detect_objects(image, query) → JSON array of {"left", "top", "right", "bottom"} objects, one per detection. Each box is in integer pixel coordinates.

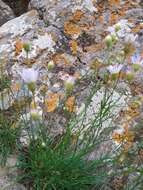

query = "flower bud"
[
  {"left": 132, "top": 64, "right": 141, "bottom": 72},
  {"left": 115, "top": 23, "right": 121, "bottom": 32},
  {"left": 31, "top": 112, "right": 40, "bottom": 120},
  {"left": 126, "top": 73, "right": 134, "bottom": 81},
  {"left": 28, "top": 82, "right": 36, "bottom": 93},
  {"left": 111, "top": 73, "right": 119, "bottom": 80},
  {"left": 105, "top": 35, "right": 113, "bottom": 48},
  {"left": 65, "top": 82, "right": 74, "bottom": 93},
  {"left": 23, "top": 43, "right": 31, "bottom": 53},
  {"left": 41, "top": 142, "right": 46, "bottom": 147},
  {"left": 30, "top": 109, "right": 42, "bottom": 120},
  {"left": 48, "top": 61, "right": 55, "bottom": 70},
  {"left": 64, "top": 77, "right": 75, "bottom": 93},
  {"left": 111, "top": 33, "right": 118, "bottom": 43},
  {"left": 119, "top": 51, "right": 125, "bottom": 57}
]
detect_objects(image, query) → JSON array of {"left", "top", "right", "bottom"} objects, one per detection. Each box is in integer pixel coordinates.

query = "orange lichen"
[
  {"left": 15, "top": 40, "right": 23, "bottom": 56},
  {"left": 45, "top": 93, "right": 59, "bottom": 112},
  {"left": 132, "top": 24, "right": 142, "bottom": 33},
  {"left": 112, "top": 124, "right": 135, "bottom": 144},
  {"left": 70, "top": 40, "right": 78, "bottom": 55},
  {"left": 109, "top": 13, "right": 118, "bottom": 25},
  {"left": 112, "top": 132, "right": 123, "bottom": 143},
  {"left": 71, "top": 10, "right": 84, "bottom": 22},
  {"left": 11, "top": 83, "right": 21, "bottom": 92},
  {"left": 65, "top": 96, "right": 76, "bottom": 112},
  {"left": 108, "top": 0, "right": 120, "bottom": 5},
  {"left": 64, "top": 21, "right": 81, "bottom": 36},
  {"left": 53, "top": 53, "right": 69, "bottom": 65}
]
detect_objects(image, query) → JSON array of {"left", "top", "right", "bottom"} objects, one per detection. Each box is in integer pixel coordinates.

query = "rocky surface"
[
  {"left": 0, "top": 0, "right": 15, "bottom": 26},
  {"left": 0, "top": 155, "right": 26, "bottom": 190},
  {"left": 0, "top": 0, "right": 143, "bottom": 189}
]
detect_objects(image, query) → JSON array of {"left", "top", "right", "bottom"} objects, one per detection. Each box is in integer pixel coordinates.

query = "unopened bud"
[
  {"left": 105, "top": 35, "right": 113, "bottom": 48},
  {"left": 111, "top": 73, "right": 119, "bottom": 81},
  {"left": 132, "top": 64, "right": 141, "bottom": 72},
  {"left": 23, "top": 43, "right": 31, "bottom": 53},
  {"left": 64, "top": 77, "right": 75, "bottom": 93},
  {"left": 119, "top": 51, "right": 125, "bottom": 57},
  {"left": 48, "top": 61, "right": 55, "bottom": 70},
  {"left": 65, "top": 82, "right": 74, "bottom": 93},
  {"left": 115, "top": 23, "right": 121, "bottom": 32},
  {"left": 31, "top": 112, "right": 41, "bottom": 120},
  {"left": 41, "top": 142, "right": 46, "bottom": 147},
  {"left": 126, "top": 73, "right": 134, "bottom": 81},
  {"left": 28, "top": 82, "right": 36, "bottom": 93},
  {"left": 111, "top": 33, "right": 118, "bottom": 43}
]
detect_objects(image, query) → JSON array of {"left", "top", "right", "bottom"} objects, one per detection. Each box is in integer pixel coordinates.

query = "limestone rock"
[
  {"left": 0, "top": 0, "right": 15, "bottom": 26},
  {"left": 125, "top": 8, "right": 143, "bottom": 19},
  {"left": 28, "top": 0, "right": 48, "bottom": 17},
  {"left": 28, "top": 0, "right": 97, "bottom": 27},
  {"left": 0, "top": 10, "right": 39, "bottom": 39},
  {"left": 0, "top": 155, "right": 26, "bottom": 190}
]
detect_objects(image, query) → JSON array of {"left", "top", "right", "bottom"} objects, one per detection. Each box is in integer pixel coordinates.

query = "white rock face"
[
  {"left": 28, "top": 0, "right": 97, "bottom": 26},
  {"left": 76, "top": 87, "right": 129, "bottom": 133},
  {"left": 0, "top": 10, "right": 39, "bottom": 38},
  {"left": 34, "top": 34, "right": 55, "bottom": 51},
  {"left": 0, "top": 10, "right": 39, "bottom": 57},
  {"left": 0, "top": 154, "right": 26, "bottom": 190},
  {"left": 0, "top": 10, "right": 56, "bottom": 61}
]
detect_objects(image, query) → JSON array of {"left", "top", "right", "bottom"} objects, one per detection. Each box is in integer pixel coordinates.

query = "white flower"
[
  {"left": 64, "top": 76, "right": 75, "bottom": 92},
  {"left": 107, "top": 64, "right": 123, "bottom": 74},
  {"left": 82, "top": 0, "right": 97, "bottom": 12},
  {"left": 118, "top": 19, "right": 128, "bottom": 27},
  {"left": 20, "top": 68, "right": 38, "bottom": 84},
  {"left": 30, "top": 108, "right": 43, "bottom": 120},
  {"left": 131, "top": 53, "right": 143, "bottom": 65},
  {"left": 125, "top": 33, "right": 138, "bottom": 43},
  {"left": 66, "top": 76, "right": 75, "bottom": 84},
  {"left": 117, "top": 19, "right": 132, "bottom": 32},
  {"left": 21, "top": 104, "right": 42, "bottom": 121},
  {"left": 107, "top": 26, "right": 116, "bottom": 34},
  {"left": 107, "top": 19, "right": 132, "bottom": 38}
]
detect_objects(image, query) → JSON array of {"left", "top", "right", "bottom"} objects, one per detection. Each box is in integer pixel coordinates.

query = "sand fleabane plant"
[
  {"left": 20, "top": 68, "right": 39, "bottom": 94},
  {"left": 17, "top": 78, "right": 115, "bottom": 190}
]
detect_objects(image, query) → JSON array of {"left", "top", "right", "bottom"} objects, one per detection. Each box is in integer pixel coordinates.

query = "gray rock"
[
  {"left": 0, "top": 178, "right": 26, "bottom": 190},
  {"left": 125, "top": 8, "right": 143, "bottom": 19},
  {"left": 28, "top": 0, "right": 48, "bottom": 17},
  {"left": 28, "top": 0, "right": 97, "bottom": 27},
  {"left": 6, "top": 184, "right": 26, "bottom": 190},
  {"left": 0, "top": 0, "right": 15, "bottom": 26},
  {"left": 0, "top": 155, "right": 27, "bottom": 190}
]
